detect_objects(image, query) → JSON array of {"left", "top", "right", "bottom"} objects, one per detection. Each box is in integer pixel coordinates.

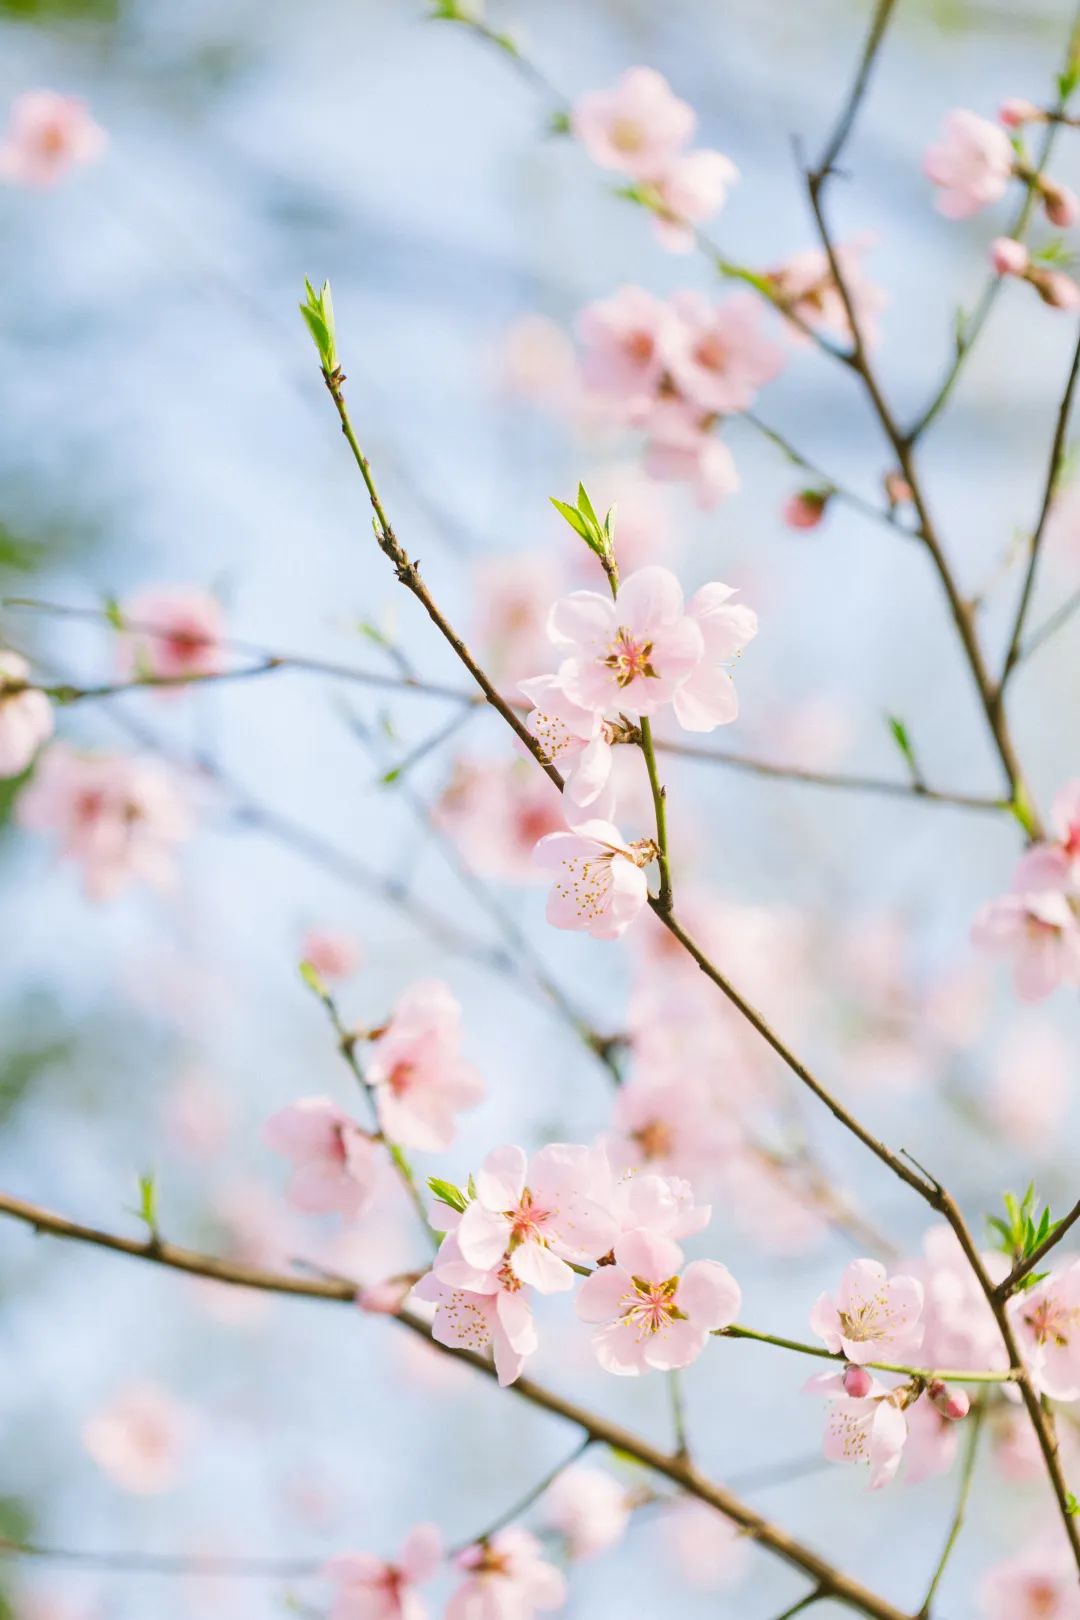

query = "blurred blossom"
[
  {"left": 0, "top": 650, "right": 53, "bottom": 779},
  {"left": 543, "top": 1465, "right": 631, "bottom": 1560},
  {"left": 989, "top": 1017, "right": 1071, "bottom": 1150},
  {"left": 436, "top": 757, "right": 564, "bottom": 882},
  {"left": 662, "top": 1498, "right": 750, "bottom": 1589},
  {"left": 0, "top": 90, "right": 105, "bottom": 186},
  {"left": 117, "top": 586, "right": 224, "bottom": 690},
  {"left": 923, "top": 109, "right": 1013, "bottom": 218},
  {"left": 498, "top": 314, "right": 580, "bottom": 407},
  {"left": 302, "top": 927, "right": 363, "bottom": 983},
  {"left": 473, "top": 551, "right": 565, "bottom": 686},
  {"left": 82, "top": 1381, "right": 193, "bottom": 1494},
  {"left": 161, "top": 1065, "right": 233, "bottom": 1159}
]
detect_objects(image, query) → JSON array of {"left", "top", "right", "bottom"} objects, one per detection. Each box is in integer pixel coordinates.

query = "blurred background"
[{"left": 1, "top": 0, "right": 1079, "bottom": 1615}]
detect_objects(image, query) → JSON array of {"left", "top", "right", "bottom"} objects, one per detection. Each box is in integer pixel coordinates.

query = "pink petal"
[{"left": 677, "top": 1259, "right": 741, "bottom": 1330}]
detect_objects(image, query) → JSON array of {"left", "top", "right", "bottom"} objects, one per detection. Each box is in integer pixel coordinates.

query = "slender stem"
[
  {"left": 916, "top": 1402, "right": 985, "bottom": 1618},
  {"left": 810, "top": 0, "right": 900, "bottom": 184},
  {"left": 999, "top": 322, "right": 1080, "bottom": 690},
  {"left": 995, "top": 1193, "right": 1080, "bottom": 1299},
  {"left": 446, "top": 1437, "right": 592, "bottom": 1558},
  {"left": 740, "top": 411, "right": 907, "bottom": 535},
  {"left": 719, "top": 1324, "right": 1020, "bottom": 1384},
  {"left": 669, "top": 1370, "right": 690, "bottom": 1462},
  {"left": 773, "top": 1592, "right": 827, "bottom": 1620},
  {"left": 0, "top": 1192, "right": 916, "bottom": 1620},
  {"left": 1022, "top": 582, "right": 1080, "bottom": 662},
  {"left": 638, "top": 716, "right": 672, "bottom": 911}
]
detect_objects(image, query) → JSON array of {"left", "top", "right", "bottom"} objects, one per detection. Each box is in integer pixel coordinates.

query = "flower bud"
[
  {"left": 928, "top": 1380, "right": 971, "bottom": 1422},
  {"left": 999, "top": 97, "right": 1041, "bottom": 128},
  {"left": 842, "top": 1364, "right": 874, "bottom": 1398},
  {"left": 884, "top": 471, "right": 913, "bottom": 508},
  {"left": 782, "top": 489, "right": 830, "bottom": 531},
  {"left": 1031, "top": 267, "right": 1080, "bottom": 310},
  {"left": 989, "top": 236, "right": 1030, "bottom": 277},
  {"left": 1041, "top": 178, "right": 1080, "bottom": 228}
]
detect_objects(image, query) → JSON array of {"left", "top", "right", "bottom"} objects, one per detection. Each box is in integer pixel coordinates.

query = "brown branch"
[
  {"left": 999, "top": 322, "right": 1080, "bottom": 691},
  {"left": 809, "top": 0, "right": 900, "bottom": 186},
  {"left": 0, "top": 1191, "right": 915, "bottom": 1620}
]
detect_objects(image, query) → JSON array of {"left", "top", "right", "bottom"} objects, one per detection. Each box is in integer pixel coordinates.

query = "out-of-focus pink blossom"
[
  {"left": 767, "top": 239, "right": 888, "bottom": 348},
  {"left": 543, "top": 1465, "right": 630, "bottom": 1560},
  {"left": 16, "top": 743, "right": 191, "bottom": 900},
  {"left": 0, "top": 650, "right": 52, "bottom": 778},
  {"left": 0, "top": 90, "right": 105, "bottom": 186},
  {"left": 642, "top": 413, "right": 740, "bottom": 508},
  {"left": 576, "top": 1229, "right": 740, "bottom": 1374},
  {"left": 364, "top": 980, "right": 483, "bottom": 1153},
  {"left": 324, "top": 1524, "right": 442, "bottom": 1620},
  {"left": 980, "top": 1536, "right": 1080, "bottom": 1620},
  {"left": 455, "top": 1144, "right": 617, "bottom": 1291},
  {"left": 990, "top": 236, "right": 1030, "bottom": 276},
  {"left": 498, "top": 315, "right": 580, "bottom": 407},
  {"left": 1041, "top": 177, "right": 1080, "bottom": 228},
  {"left": 606, "top": 1070, "right": 737, "bottom": 1185},
  {"left": 989, "top": 1018, "right": 1071, "bottom": 1150},
  {"left": 902, "top": 1393, "right": 960, "bottom": 1486},
  {"left": 263, "top": 1097, "right": 377, "bottom": 1220},
  {"left": 162, "top": 1066, "right": 233, "bottom": 1159},
  {"left": 672, "top": 581, "right": 757, "bottom": 732},
  {"left": 923, "top": 109, "right": 1014, "bottom": 218},
  {"left": 1034, "top": 268, "right": 1080, "bottom": 310},
  {"left": 303, "top": 929, "right": 362, "bottom": 983},
  {"left": 972, "top": 886, "right": 1080, "bottom": 1001},
  {"left": 473, "top": 552, "right": 565, "bottom": 686},
  {"left": 572, "top": 68, "right": 695, "bottom": 178},
  {"left": 447, "top": 1528, "right": 565, "bottom": 1620},
  {"left": 534, "top": 818, "right": 653, "bottom": 940},
  {"left": 117, "top": 587, "right": 224, "bottom": 688},
  {"left": 82, "top": 1382, "right": 192, "bottom": 1494},
  {"left": 917, "top": 1226, "right": 1010, "bottom": 1374},
  {"left": 650, "top": 149, "right": 738, "bottom": 252},
  {"left": 665, "top": 291, "right": 785, "bottom": 415},
  {"left": 662, "top": 1498, "right": 750, "bottom": 1590},
  {"left": 1009, "top": 1260, "right": 1080, "bottom": 1401},
  {"left": 577, "top": 285, "right": 676, "bottom": 414},
  {"left": 809, "top": 1258, "right": 924, "bottom": 1365},
  {"left": 436, "top": 758, "right": 564, "bottom": 884}
]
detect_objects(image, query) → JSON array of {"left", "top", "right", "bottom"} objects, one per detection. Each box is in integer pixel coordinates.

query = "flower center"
[
  {"left": 508, "top": 1188, "right": 552, "bottom": 1248},
  {"left": 1024, "top": 1297, "right": 1077, "bottom": 1349},
  {"left": 693, "top": 333, "right": 731, "bottom": 374},
  {"left": 610, "top": 117, "right": 645, "bottom": 154},
  {"left": 620, "top": 1274, "right": 681, "bottom": 1338},
  {"left": 837, "top": 1294, "right": 895, "bottom": 1343},
  {"left": 602, "top": 627, "right": 658, "bottom": 688},
  {"left": 633, "top": 1119, "right": 674, "bottom": 1161},
  {"left": 387, "top": 1061, "right": 415, "bottom": 1097}
]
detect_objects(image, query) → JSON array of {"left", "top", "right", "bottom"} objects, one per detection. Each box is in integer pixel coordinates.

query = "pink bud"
[
  {"left": 999, "top": 97, "right": 1041, "bottom": 129},
  {"left": 928, "top": 1380, "right": 971, "bottom": 1422},
  {"left": 842, "top": 1364, "right": 874, "bottom": 1398},
  {"left": 884, "top": 471, "right": 913, "bottom": 507},
  {"left": 1042, "top": 178, "right": 1080, "bottom": 228},
  {"left": 357, "top": 1275, "right": 414, "bottom": 1315},
  {"left": 782, "top": 490, "right": 829, "bottom": 531},
  {"left": 1032, "top": 268, "right": 1080, "bottom": 310},
  {"left": 989, "top": 236, "right": 1030, "bottom": 277}
]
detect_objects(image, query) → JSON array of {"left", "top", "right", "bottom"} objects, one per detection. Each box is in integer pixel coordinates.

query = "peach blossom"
[
  {"left": 302, "top": 928, "right": 363, "bottom": 983},
  {"left": 117, "top": 586, "right": 224, "bottom": 688},
  {"left": 923, "top": 109, "right": 1013, "bottom": 219},
  {"left": 0, "top": 90, "right": 105, "bottom": 187},
  {"left": 82, "top": 1382, "right": 192, "bottom": 1494},
  {"left": 572, "top": 68, "right": 695, "bottom": 179},
  {"left": 0, "top": 650, "right": 52, "bottom": 778}
]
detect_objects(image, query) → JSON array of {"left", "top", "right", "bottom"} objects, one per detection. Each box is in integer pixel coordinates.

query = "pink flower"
[
  {"left": 436, "top": 758, "right": 564, "bottom": 884},
  {"left": 533, "top": 819, "right": 653, "bottom": 940},
  {"left": 809, "top": 1258, "right": 924, "bottom": 1365},
  {"left": 548, "top": 565, "right": 702, "bottom": 718},
  {"left": 971, "top": 888, "right": 1080, "bottom": 1001},
  {"left": 16, "top": 743, "right": 190, "bottom": 900},
  {"left": 606, "top": 1070, "right": 738, "bottom": 1184},
  {"left": 0, "top": 90, "right": 106, "bottom": 186},
  {"left": 643, "top": 410, "right": 740, "bottom": 508},
  {"left": 572, "top": 68, "right": 695, "bottom": 179},
  {"left": 999, "top": 98, "right": 1041, "bottom": 129},
  {"left": 473, "top": 552, "right": 564, "bottom": 685},
  {"left": 783, "top": 490, "right": 829, "bottom": 529},
  {"left": 543, "top": 1465, "right": 630, "bottom": 1560},
  {"left": 454, "top": 1143, "right": 617, "bottom": 1292},
  {"left": 1042, "top": 178, "right": 1080, "bottom": 228},
  {"left": 767, "top": 239, "right": 888, "bottom": 348},
  {"left": 650, "top": 149, "right": 738, "bottom": 253},
  {"left": 447, "top": 1528, "right": 565, "bottom": 1620},
  {"left": 518, "top": 675, "right": 614, "bottom": 816},
  {"left": 990, "top": 236, "right": 1030, "bottom": 276},
  {"left": 414, "top": 1236, "right": 539, "bottom": 1387},
  {"left": 263, "top": 1097, "right": 378, "bottom": 1220},
  {"left": 916, "top": 1227, "right": 1010, "bottom": 1374},
  {"left": 303, "top": 929, "right": 363, "bottom": 983},
  {"left": 576, "top": 1229, "right": 740, "bottom": 1374},
  {"left": 364, "top": 980, "right": 483, "bottom": 1152},
  {"left": 671, "top": 582, "right": 757, "bottom": 732},
  {"left": 324, "top": 1525, "right": 442, "bottom": 1620},
  {"left": 598, "top": 1159, "right": 712, "bottom": 1243},
  {"left": 577, "top": 285, "right": 676, "bottom": 415},
  {"left": 82, "top": 1382, "right": 192, "bottom": 1494},
  {"left": 117, "top": 586, "right": 224, "bottom": 687},
  {"left": 981, "top": 1537, "right": 1080, "bottom": 1620},
  {"left": 902, "top": 1393, "right": 961, "bottom": 1486},
  {"left": 989, "top": 1018, "right": 1071, "bottom": 1151},
  {"left": 808, "top": 1372, "right": 909, "bottom": 1490},
  {"left": 1010, "top": 1260, "right": 1080, "bottom": 1401},
  {"left": 663, "top": 1499, "right": 749, "bottom": 1590},
  {"left": 0, "top": 650, "right": 52, "bottom": 777},
  {"left": 923, "top": 109, "right": 1014, "bottom": 219},
  {"left": 665, "top": 291, "right": 785, "bottom": 415}
]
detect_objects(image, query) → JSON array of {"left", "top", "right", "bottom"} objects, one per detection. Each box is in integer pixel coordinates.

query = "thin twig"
[
  {"left": 445, "top": 1437, "right": 592, "bottom": 1559},
  {"left": 719, "top": 1323, "right": 1020, "bottom": 1384},
  {"left": 916, "top": 1400, "right": 985, "bottom": 1618}
]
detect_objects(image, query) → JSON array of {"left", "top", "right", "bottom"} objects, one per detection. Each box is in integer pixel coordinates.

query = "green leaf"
[
  {"left": 103, "top": 595, "right": 125, "bottom": 631},
  {"left": 577, "top": 484, "right": 600, "bottom": 530},
  {"left": 427, "top": 1176, "right": 467, "bottom": 1214},
  {"left": 299, "top": 278, "right": 338, "bottom": 370},
  {"left": 885, "top": 714, "right": 922, "bottom": 784},
  {"left": 549, "top": 497, "right": 591, "bottom": 541},
  {"left": 298, "top": 959, "right": 328, "bottom": 999}
]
